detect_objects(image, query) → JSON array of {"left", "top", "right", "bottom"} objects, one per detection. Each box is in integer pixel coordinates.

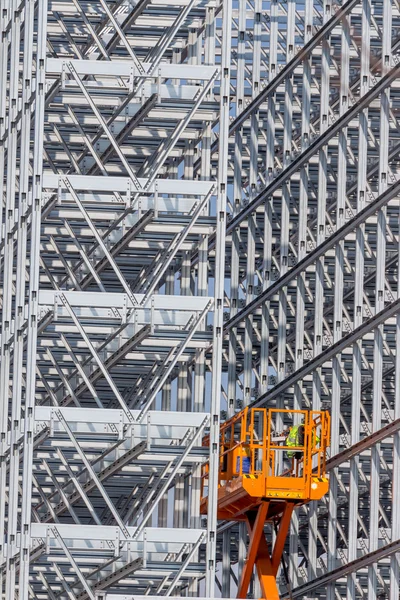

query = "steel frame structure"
[{"left": 0, "top": 0, "right": 400, "bottom": 599}]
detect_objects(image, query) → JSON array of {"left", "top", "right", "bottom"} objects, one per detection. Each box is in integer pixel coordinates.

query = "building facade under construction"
[{"left": 0, "top": 0, "right": 399, "bottom": 599}]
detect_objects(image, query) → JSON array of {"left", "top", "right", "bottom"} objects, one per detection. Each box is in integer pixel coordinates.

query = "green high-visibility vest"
[
  {"left": 286, "top": 426, "right": 301, "bottom": 447},
  {"left": 285, "top": 425, "right": 320, "bottom": 458}
]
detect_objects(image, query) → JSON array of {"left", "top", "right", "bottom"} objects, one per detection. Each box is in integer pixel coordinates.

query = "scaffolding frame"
[{"left": 0, "top": 0, "right": 400, "bottom": 599}]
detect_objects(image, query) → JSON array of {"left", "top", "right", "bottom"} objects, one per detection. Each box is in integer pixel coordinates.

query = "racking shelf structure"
[
  {"left": 0, "top": 0, "right": 400, "bottom": 599},
  {"left": 1, "top": 1, "right": 229, "bottom": 598}
]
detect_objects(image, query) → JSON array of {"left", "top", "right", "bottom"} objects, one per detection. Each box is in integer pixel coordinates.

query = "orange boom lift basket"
[{"left": 200, "top": 408, "right": 330, "bottom": 600}]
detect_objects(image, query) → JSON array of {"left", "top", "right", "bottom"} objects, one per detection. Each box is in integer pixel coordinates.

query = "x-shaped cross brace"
[{"left": 237, "top": 501, "right": 295, "bottom": 599}]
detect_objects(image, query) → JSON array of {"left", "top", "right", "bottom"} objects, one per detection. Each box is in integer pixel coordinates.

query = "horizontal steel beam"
[
  {"left": 39, "top": 290, "right": 212, "bottom": 311},
  {"left": 43, "top": 173, "right": 214, "bottom": 196},
  {"left": 291, "top": 538, "right": 400, "bottom": 597},
  {"left": 326, "top": 417, "right": 400, "bottom": 471},
  {"left": 47, "top": 58, "right": 218, "bottom": 80},
  {"left": 53, "top": 195, "right": 201, "bottom": 213},
  {"left": 34, "top": 407, "right": 209, "bottom": 438},
  {"left": 30, "top": 524, "right": 203, "bottom": 547}
]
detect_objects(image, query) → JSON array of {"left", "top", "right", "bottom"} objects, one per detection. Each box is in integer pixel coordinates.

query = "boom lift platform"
[{"left": 201, "top": 408, "right": 330, "bottom": 599}]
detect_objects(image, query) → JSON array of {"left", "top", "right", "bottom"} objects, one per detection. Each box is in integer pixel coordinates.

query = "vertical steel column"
[
  {"left": 243, "top": 0, "right": 262, "bottom": 407},
  {"left": 227, "top": 0, "right": 245, "bottom": 416},
  {"left": 158, "top": 266, "right": 174, "bottom": 530},
  {"left": 206, "top": 2, "right": 232, "bottom": 595},
  {"left": 262, "top": 0, "right": 278, "bottom": 402},
  {"left": 194, "top": 235, "right": 208, "bottom": 414},
  {"left": 327, "top": 11, "right": 350, "bottom": 599},
  {"left": 175, "top": 253, "right": 192, "bottom": 532},
  {"left": 347, "top": 2, "right": 371, "bottom": 598},
  {"left": 390, "top": 219, "right": 400, "bottom": 598},
  {"left": 260, "top": 0, "right": 278, "bottom": 407},
  {"left": 275, "top": 0, "right": 295, "bottom": 485},
  {"left": 308, "top": 0, "right": 332, "bottom": 587},
  {"left": 0, "top": 2, "right": 10, "bottom": 590},
  {"left": 222, "top": 530, "right": 231, "bottom": 598},
  {"left": 369, "top": 2, "right": 392, "bottom": 598},
  {"left": 19, "top": 2, "right": 48, "bottom": 598},
  {"left": 290, "top": 0, "right": 313, "bottom": 585},
  {"left": 194, "top": 8, "right": 211, "bottom": 418},
  {"left": 192, "top": 233, "right": 209, "bottom": 597},
  {"left": 4, "top": 2, "right": 22, "bottom": 594},
  {"left": 277, "top": 0, "right": 294, "bottom": 389},
  {"left": 7, "top": 0, "right": 35, "bottom": 596},
  {"left": 229, "top": 5, "right": 247, "bottom": 590}
]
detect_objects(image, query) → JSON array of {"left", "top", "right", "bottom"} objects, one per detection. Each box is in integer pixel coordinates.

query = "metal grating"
[{"left": 0, "top": 1, "right": 399, "bottom": 599}]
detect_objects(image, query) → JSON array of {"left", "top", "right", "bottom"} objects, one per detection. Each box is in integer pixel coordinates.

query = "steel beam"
[{"left": 2, "top": 1, "right": 400, "bottom": 598}]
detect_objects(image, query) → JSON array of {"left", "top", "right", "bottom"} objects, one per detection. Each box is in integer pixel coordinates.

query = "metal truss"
[
  {"left": 0, "top": 1, "right": 229, "bottom": 598},
  {"left": 216, "top": 1, "right": 400, "bottom": 599},
  {"left": 1, "top": 1, "right": 400, "bottom": 600}
]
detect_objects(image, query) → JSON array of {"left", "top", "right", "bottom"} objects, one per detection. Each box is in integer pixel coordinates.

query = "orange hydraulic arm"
[
  {"left": 236, "top": 501, "right": 294, "bottom": 600},
  {"left": 201, "top": 408, "right": 330, "bottom": 599}
]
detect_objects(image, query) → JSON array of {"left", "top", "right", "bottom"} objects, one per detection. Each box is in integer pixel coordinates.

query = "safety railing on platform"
[{"left": 201, "top": 408, "right": 330, "bottom": 499}]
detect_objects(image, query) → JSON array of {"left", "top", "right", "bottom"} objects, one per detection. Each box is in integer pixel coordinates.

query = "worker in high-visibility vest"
[{"left": 285, "top": 420, "right": 320, "bottom": 459}]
